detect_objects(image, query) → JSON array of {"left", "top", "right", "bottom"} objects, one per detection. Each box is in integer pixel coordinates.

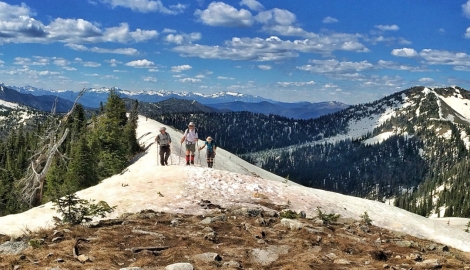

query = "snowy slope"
[{"left": 1, "top": 116, "right": 470, "bottom": 252}]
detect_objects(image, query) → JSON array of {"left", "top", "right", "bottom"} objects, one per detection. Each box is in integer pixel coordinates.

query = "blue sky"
[{"left": 1, "top": 0, "right": 470, "bottom": 104}]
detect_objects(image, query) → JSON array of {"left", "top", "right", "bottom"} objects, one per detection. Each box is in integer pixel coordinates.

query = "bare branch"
[{"left": 18, "top": 88, "right": 87, "bottom": 207}]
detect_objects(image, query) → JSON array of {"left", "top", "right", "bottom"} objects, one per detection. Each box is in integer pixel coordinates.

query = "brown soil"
[{"left": 1, "top": 202, "right": 470, "bottom": 270}]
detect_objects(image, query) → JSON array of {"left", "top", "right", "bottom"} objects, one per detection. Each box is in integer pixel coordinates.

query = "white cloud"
[
  {"left": 101, "top": 0, "right": 186, "bottom": 14},
  {"left": 419, "top": 49, "right": 470, "bottom": 66},
  {"left": 66, "top": 43, "right": 139, "bottom": 55},
  {"left": 0, "top": 2, "right": 158, "bottom": 45},
  {"left": 143, "top": 76, "right": 157, "bottom": 82},
  {"left": 391, "top": 48, "right": 418, "bottom": 57},
  {"left": 171, "top": 64, "right": 192, "bottom": 72},
  {"left": 258, "top": 64, "right": 271, "bottom": 70},
  {"left": 173, "top": 35, "right": 368, "bottom": 62},
  {"left": 256, "top": 8, "right": 296, "bottom": 26},
  {"left": 377, "top": 60, "right": 425, "bottom": 71},
  {"left": 277, "top": 81, "right": 315, "bottom": 87},
  {"left": 463, "top": 0, "right": 470, "bottom": 18},
  {"left": 322, "top": 16, "right": 338, "bottom": 23},
  {"left": 125, "top": 59, "right": 155, "bottom": 67},
  {"left": 374, "top": 24, "right": 399, "bottom": 31},
  {"left": 239, "top": 0, "right": 264, "bottom": 12},
  {"left": 218, "top": 76, "right": 235, "bottom": 80},
  {"left": 179, "top": 78, "right": 201, "bottom": 83},
  {"left": 165, "top": 32, "right": 202, "bottom": 44},
  {"left": 465, "top": 27, "right": 470, "bottom": 38},
  {"left": 53, "top": 58, "right": 71, "bottom": 67},
  {"left": 419, "top": 77, "right": 434, "bottom": 83},
  {"left": 297, "top": 59, "right": 374, "bottom": 74},
  {"left": 106, "top": 59, "right": 122, "bottom": 66},
  {"left": 102, "top": 23, "right": 158, "bottom": 43},
  {"left": 195, "top": 2, "right": 254, "bottom": 27},
  {"left": 82, "top": 61, "right": 101, "bottom": 67}
]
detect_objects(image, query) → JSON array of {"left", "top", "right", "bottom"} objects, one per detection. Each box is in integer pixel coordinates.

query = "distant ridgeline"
[{"left": 148, "top": 86, "right": 470, "bottom": 219}]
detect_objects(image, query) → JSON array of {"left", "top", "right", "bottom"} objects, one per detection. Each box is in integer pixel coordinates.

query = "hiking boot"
[
  {"left": 191, "top": 161, "right": 194, "bottom": 165},
  {"left": 186, "top": 162, "right": 190, "bottom": 165},
  {"left": 161, "top": 163, "right": 165, "bottom": 166},
  {"left": 165, "top": 161, "right": 168, "bottom": 165}
]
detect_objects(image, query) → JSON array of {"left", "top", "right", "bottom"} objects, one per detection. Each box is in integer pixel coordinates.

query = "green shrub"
[
  {"left": 52, "top": 193, "right": 116, "bottom": 225},
  {"left": 360, "top": 211, "right": 373, "bottom": 225},
  {"left": 316, "top": 207, "right": 340, "bottom": 225}
]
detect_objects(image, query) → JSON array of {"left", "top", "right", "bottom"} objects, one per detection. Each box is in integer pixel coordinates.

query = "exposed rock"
[
  {"left": 0, "top": 240, "right": 28, "bottom": 255},
  {"left": 280, "top": 218, "right": 304, "bottom": 230},
  {"left": 193, "top": 252, "right": 222, "bottom": 263},
  {"left": 165, "top": 263, "right": 194, "bottom": 270},
  {"left": 415, "top": 259, "right": 442, "bottom": 268},
  {"left": 251, "top": 245, "right": 290, "bottom": 266}
]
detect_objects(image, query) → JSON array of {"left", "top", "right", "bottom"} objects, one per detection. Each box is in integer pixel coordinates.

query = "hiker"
[
  {"left": 181, "top": 122, "right": 198, "bottom": 165},
  {"left": 155, "top": 127, "right": 171, "bottom": 166},
  {"left": 198, "top": 136, "right": 217, "bottom": 168}
]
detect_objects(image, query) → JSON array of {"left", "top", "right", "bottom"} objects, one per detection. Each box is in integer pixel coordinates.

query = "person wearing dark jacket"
[{"left": 156, "top": 127, "right": 171, "bottom": 165}]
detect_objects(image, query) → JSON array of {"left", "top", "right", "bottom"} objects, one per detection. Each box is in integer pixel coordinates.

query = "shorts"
[
  {"left": 206, "top": 150, "right": 215, "bottom": 159},
  {"left": 185, "top": 143, "right": 196, "bottom": 153}
]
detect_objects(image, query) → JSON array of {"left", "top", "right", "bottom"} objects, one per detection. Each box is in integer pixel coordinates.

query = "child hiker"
[
  {"left": 199, "top": 136, "right": 217, "bottom": 168},
  {"left": 181, "top": 122, "right": 198, "bottom": 165}
]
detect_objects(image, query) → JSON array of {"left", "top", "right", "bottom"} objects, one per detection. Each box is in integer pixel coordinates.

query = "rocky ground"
[{"left": 1, "top": 202, "right": 470, "bottom": 270}]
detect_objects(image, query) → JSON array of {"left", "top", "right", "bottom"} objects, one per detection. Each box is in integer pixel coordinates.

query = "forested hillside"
[
  {"left": 0, "top": 90, "right": 140, "bottom": 216},
  {"left": 147, "top": 86, "right": 470, "bottom": 218}
]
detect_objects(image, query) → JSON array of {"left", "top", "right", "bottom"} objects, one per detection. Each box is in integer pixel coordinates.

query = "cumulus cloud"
[
  {"left": 322, "top": 16, "right": 339, "bottom": 23},
  {"left": 377, "top": 60, "right": 425, "bottom": 71},
  {"left": 171, "top": 64, "right": 192, "bottom": 72},
  {"left": 66, "top": 43, "right": 139, "bottom": 55},
  {"left": 465, "top": 27, "right": 470, "bottom": 38},
  {"left": 82, "top": 61, "right": 101, "bottom": 67},
  {"left": 218, "top": 76, "right": 235, "bottom": 80},
  {"left": 258, "top": 65, "right": 271, "bottom": 70},
  {"left": 277, "top": 81, "right": 315, "bottom": 87},
  {"left": 419, "top": 77, "right": 434, "bottom": 83},
  {"left": 463, "top": 0, "right": 470, "bottom": 18},
  {"left": 143, "top": 76, "right": 157, "bottom": 82},
  {"left": 165, "top": 32, "right": 202, "bottom": 44},
  {"left": 391, "top": 48, "right": 418, "bottom": 57},
  {"left": 125, "top": 59, "right": 155, "bottom": 67},
  {"left": 179, "top": 78, "right": 201, "bottom": 83},
  {"left": 374, "top": 24, "right": 399, "bottom": 31},
  {"left": 0, "top": 2, "right": 158, "bottom": 45},
  {"left": 240, "top": 0, "right": 264, "bottom": 11},
  {"left": 419, "top": 49, "right": 470, "bottom": 66},
  {"left": 297, "top": 59, "right": 374, "bottom": 74},
  {"left": 173, "top": 35, "right": 368, "bottom": 62},
  {"left": 256, "top": 8, "right": 296, "bottom": 26},
  {"left": 195, "top": 2, "right": 254, "bottom": 27},
  {"left": 101, "top": 0, "right": 186, "bottom": 14},
  {"left": 105, "top": 59, "right": 122, "bottom": 66}
]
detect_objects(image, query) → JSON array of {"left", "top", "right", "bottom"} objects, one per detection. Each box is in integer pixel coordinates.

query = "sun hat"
[
  {"left": 206, "top": 136, "right": 212, "bottom": 141},
  {"left": 188, "top": 122, "right": 195, "bottom": 126},
  {"left": 159, "top": 127, "right": 166, "bottom": 131}
]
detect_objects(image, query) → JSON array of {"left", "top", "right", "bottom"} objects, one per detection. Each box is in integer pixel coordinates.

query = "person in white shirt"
[{"left": 180, "top": 122, "right": 198, "bottom": 165}]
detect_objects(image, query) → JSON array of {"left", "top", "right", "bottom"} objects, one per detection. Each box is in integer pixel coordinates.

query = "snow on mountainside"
[
  {"left": 315, "top": 86, "right": 470, "bottom": 146},
  {"left": 1, "top": 116, "right": 470, "bottom": 252}
]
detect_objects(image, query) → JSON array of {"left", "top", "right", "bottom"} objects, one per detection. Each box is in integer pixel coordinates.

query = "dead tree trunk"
[{"left": 18, "top": 89, "right": 86, "bottom": 207}]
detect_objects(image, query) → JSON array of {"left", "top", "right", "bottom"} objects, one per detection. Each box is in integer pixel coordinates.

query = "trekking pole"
[
  {"left": 179, "top": 142, "right": 182, "bottom": 165},
  {"left": 156, "top": 143, "right": 159, "bottom": 166},
  {"left": 197, "top": 141, "right": 201, "bottom": 165}
]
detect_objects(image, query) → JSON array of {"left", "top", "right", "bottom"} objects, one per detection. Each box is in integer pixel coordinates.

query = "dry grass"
[{"left": 1, "top": 203, "right": 470, "bottom": 270}]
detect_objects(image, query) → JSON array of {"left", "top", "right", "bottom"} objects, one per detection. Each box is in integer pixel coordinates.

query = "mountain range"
[{"left": 6, "top": 83, "right": 348, "bottom": 119}]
